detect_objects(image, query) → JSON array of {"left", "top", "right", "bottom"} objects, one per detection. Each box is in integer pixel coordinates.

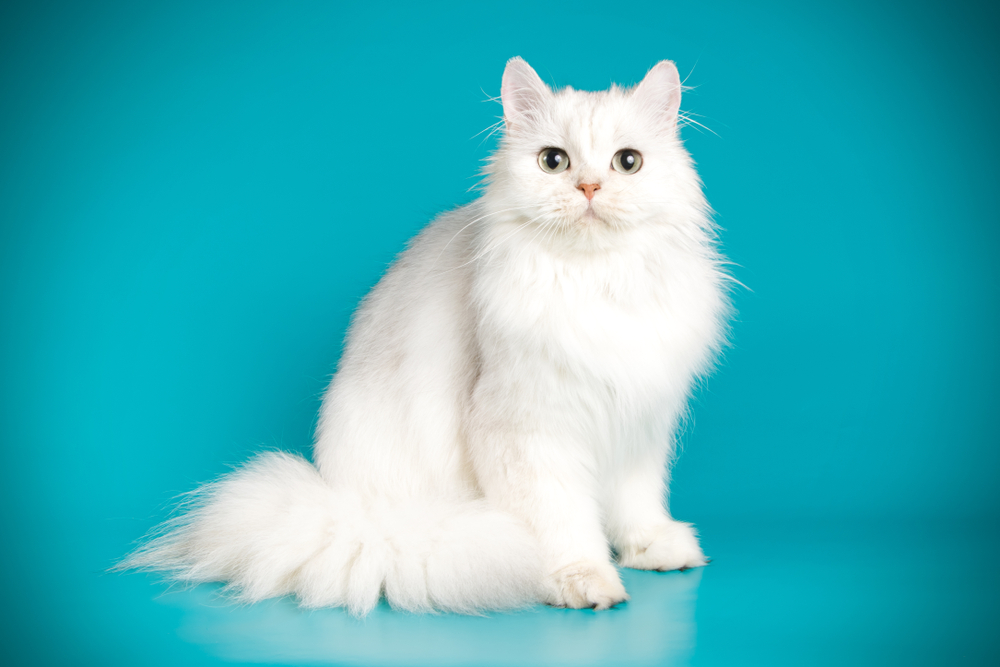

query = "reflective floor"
[
  {"left": 168, "top": 568, "right": 700, "bottom": 666},
  {"left": 23, "top": 517, "right": 994, "bottom": 666}
]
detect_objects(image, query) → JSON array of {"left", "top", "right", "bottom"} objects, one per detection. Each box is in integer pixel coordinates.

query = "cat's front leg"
[
  {"left": 615, "top": 520, "right": 707, "bottom": 571},
  {"left": 605, "top": 463, "right": 708, "bottom": 572},
  {"left": 469, "top": 429, "right": 628, "bottom": 610}
]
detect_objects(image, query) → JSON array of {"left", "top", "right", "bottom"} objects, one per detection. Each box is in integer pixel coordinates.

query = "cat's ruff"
[{"left": 120, "top": 57, "right": 730, "bottom": 615}]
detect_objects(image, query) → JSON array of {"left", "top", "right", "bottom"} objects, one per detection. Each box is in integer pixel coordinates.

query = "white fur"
[{"left": 120, "top": 57, "right": 730, "bottom": 614}]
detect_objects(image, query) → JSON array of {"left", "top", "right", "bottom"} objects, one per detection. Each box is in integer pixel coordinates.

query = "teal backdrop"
[{"left": 2, "top": 1, "right": 998, "bottom": 665}]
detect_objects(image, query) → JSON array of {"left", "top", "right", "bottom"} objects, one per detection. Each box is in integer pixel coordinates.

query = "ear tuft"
[
  {"left": 633, "top": 60, "right": 682, "bottom": 127},
  {"left": 501, "top": 57, "right": 551, "bottom": 128}
]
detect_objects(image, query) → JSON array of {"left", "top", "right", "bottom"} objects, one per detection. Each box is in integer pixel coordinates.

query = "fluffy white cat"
[{"left": 121, "top": 57, "right": 730, "bottom": 615}]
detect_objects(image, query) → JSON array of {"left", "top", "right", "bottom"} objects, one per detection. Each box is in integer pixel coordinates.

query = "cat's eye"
[
  {"left": 612, "top": 149, "right": 642, "bottom": 174},
  {"left": 538, "top": 148, "right": 570, "bottom": 174}
]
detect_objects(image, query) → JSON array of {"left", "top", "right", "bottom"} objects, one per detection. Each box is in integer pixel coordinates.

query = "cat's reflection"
[{"left": 161, "top": 568, "right": 701, "bottom": 666}]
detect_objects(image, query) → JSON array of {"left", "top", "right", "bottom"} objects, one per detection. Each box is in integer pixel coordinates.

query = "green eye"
[
  {"left": 538, "top": 148, "right": 570, "bottom": 174},
  {"left": 612, "top": 149, "right": 642, "bottom": 174}
]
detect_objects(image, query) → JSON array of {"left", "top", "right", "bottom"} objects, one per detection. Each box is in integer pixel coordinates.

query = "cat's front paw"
[
  {"left": 617, "top": 521, "right": 707, "bottom": 572},
  {"left": 543, "top": 560, "right": 629, "bottom": 610}
]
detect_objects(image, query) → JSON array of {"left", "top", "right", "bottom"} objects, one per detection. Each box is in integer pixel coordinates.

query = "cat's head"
[{"left": 485, "top": 58, "right": 706, "bottom": 240}]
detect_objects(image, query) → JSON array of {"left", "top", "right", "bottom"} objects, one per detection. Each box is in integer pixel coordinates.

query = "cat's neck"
[{"left": 473, "top": 205, "right": 712, "bottom": 264}]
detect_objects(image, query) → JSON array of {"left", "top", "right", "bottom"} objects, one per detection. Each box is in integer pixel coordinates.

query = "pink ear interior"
[
  {"left": 633, "top": 61, "right": 682, "bottom": 125},
  {"left": 501, "top": 57, "right": 551, "bottom": 127}
]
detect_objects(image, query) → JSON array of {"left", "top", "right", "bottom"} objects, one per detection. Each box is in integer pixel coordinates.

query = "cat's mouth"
[{"left": 580, "top": 203, "right": 605, "bottom": 223}]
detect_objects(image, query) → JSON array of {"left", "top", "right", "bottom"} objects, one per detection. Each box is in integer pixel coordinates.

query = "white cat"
[{"left": 121, "top": 57, "right": 730, "bottom": 615}]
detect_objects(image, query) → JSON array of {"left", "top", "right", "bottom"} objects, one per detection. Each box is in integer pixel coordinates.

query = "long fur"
[
  {"left": 121, "top": 452, "right": 542, "bottom": 615},
  {"left": 120, "top": 57, "right": 730, "bottom": 615}
]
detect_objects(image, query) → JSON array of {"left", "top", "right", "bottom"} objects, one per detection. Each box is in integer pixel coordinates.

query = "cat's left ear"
[
  {"left": 632, "top": 61, "right": 682, "bottom": 128},
  {"left": 501, "top": 57, "right": 552, "bottom": 130}
]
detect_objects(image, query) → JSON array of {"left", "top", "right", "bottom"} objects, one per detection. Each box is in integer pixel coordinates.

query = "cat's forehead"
[{"left": 543, "top": 87, "right": 644, "bottom": 148}]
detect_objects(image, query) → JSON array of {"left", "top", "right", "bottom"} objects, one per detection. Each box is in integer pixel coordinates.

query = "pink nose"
[{"left": 577, "top": 183, "right": 601, "bottom": 200}]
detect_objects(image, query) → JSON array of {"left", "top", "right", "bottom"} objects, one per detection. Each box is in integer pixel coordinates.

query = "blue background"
[{"left": 2, "top": 1, "right": 998, "bottom": 665}]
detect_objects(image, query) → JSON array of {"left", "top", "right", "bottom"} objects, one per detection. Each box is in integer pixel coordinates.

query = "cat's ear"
[
  {"left": 633, "top": 60, "right": 682, "bottom": 128},
  {"left": 501, "top": 57, "right": 551, "bottom": 130}
]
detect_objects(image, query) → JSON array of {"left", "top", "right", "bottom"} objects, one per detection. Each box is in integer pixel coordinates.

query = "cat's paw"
[
  {"left": 617, "top": 521, "right": 707, "bottom": 572},
  {"left": 543, "top": 560, "right": 629, "bottom": 610}
]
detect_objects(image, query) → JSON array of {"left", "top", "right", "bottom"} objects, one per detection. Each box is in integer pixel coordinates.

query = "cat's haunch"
[{"left": 119, "top": 57, "right": 731, "bottom": 615}]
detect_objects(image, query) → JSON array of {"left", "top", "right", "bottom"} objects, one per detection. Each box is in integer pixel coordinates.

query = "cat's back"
[
  {"left": 338, "top": 202, "right": 483, "bottom": 358},
  {"left": 315, "top": 204, "right": 486, "bottom": 490}
]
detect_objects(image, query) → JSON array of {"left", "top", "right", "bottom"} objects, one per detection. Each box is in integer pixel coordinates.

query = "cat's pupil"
[
  {"left": 545, "top": 151, "right": 562, "bottom": 170},
  {"left": 621, "top": 151, "right": 635, "bottom": 170}
]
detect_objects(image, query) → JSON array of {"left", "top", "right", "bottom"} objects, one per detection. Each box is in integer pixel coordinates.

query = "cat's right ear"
[{"left": 501, "top": 57, "right": 551, "bottom": 131}]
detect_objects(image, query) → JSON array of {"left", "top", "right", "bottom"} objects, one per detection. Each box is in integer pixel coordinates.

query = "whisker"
[
  {"left": 430, "top": 204, "right": 539, "bottom": 270},
  {"left": 511, "top": 216, "right": 556, "bottom": 269},
  {"left": 471, "top": 118, "right": 505, "bottom": 141},
  {"left": 677, "top": 112, "right": 720, "bottom": 137},
  {"left": 435, "top": 211, "right": 548, "bottom": 277}
]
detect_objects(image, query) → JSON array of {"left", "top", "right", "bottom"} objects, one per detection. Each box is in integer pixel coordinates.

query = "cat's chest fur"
[{"left": 472, "top": 234, "right": 719, "bottom": 395}]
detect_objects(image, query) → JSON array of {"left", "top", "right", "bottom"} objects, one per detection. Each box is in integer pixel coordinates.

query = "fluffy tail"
[{"left": 118, "top": 452, "right": 542, "bottom": 615}]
